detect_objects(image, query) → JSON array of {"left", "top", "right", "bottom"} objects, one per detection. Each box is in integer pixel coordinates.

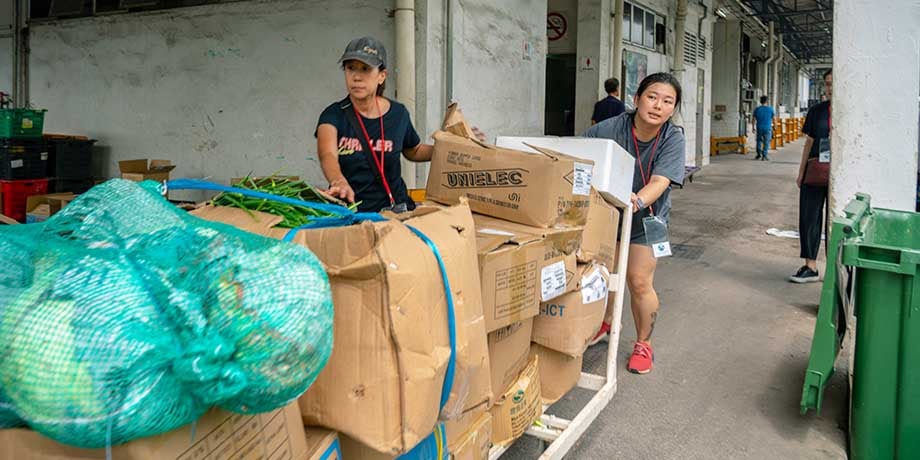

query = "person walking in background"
[
  {"left": 753, "top": 96, "right": 775, "bottom": 161},
  {"left": 591, "top": 78, "right": 626, "bottom": 125}
]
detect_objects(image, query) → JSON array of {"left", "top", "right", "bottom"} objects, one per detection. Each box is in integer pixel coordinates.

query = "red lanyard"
[
  {"left": 631, "top": 125, "right": 662, "bottom": 214},
  {"left": 353, "top": 97, "right": 394, "bottom": 205}
]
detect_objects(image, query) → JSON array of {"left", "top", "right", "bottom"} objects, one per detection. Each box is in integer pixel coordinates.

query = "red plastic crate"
[{"left": 1, "top": 178, "right": 50, "bottom": 222}]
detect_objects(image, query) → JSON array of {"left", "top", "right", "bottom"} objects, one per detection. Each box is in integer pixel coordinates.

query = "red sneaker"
[
  {"left": 588, "top": 321, "right": 611, "bottom": 346},
  {"left": 627, "top": 341, "right": 654, "bottom": 374}
]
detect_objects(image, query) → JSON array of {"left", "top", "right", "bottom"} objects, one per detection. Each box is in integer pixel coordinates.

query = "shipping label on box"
[
  {"left": 0, "top": 403, "right": 307, "bottom": 460},
  {"left": 489, "top": 356, "right": 542, "bottom": 447},
  {"left": 427, "top": 131, "right": 593, "bottom": 228},
  {"left": 533, "top": 263, "right": 610, "bottom": 357}
]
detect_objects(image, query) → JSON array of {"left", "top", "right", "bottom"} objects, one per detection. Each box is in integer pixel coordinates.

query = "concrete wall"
[
  {"left": 548, "top": 0, "right": 578, "bottom": 55},
  {"left": 1, "top": 0, "right": 12, "bottom": 96},
  {"left": 574, "top": 0, "right": 611, "bottom": 134},
  {"left": 710, "top": 20, "right": 741, "bottom": 138},
  {"left": 448, "top": 0, "right": 547, "bottom": 140},
  {"left": 27, "top": 0, "right": 546, "bottom": 196}
]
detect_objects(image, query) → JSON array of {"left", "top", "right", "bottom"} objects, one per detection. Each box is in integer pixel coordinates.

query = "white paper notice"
[
  {"left": 541, "top": 260, "right": 567, "bottom": 301},
  {"left": 572, "top": 162, "right": 593, "bottom": 196},
  {"left": 581, "top": 268, "right": 608, "bottom": 304}
]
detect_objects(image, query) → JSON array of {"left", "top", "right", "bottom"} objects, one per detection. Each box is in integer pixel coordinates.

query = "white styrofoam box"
[{"left": 495, "top": 136, "right": 635, "bottom": 207}]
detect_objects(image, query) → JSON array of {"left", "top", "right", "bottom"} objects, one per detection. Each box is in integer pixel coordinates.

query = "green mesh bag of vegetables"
[{"left": 0, "top": 179, "right": 333, "bottom": 448}]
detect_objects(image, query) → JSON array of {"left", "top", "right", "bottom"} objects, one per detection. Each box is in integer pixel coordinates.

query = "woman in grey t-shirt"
[{"left": 583, "top": 73, "right": 686, "bottom": 375}]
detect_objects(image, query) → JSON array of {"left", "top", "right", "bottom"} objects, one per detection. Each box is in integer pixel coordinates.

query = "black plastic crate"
[
  {"left": 0, "top": 138, "right": 49, "bottom": 180},
  {"left": 47, "top": 138, "right": 96, "bottom": 179},
  {"left": 51, "top": 177, "right": 96, "bottom": 194}
]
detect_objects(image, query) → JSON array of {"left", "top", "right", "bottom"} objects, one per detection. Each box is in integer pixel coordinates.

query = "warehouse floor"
[{"left": 503, "top": 137, "right": 851, "bottom": 460}]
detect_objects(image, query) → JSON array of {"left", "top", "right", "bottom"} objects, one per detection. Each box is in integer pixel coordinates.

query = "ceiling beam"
[{"left": 752, "top": 8, "right": 826, "bottom": 18}]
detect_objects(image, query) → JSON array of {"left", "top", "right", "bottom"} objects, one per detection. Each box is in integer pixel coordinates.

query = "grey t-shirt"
[{"left": 583, "top": 112, "right": 685, "bottom": 233}]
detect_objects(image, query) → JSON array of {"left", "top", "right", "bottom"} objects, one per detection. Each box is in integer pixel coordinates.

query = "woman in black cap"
[{"left": 315, "top": 36, "right": 429, "bottom": 213}]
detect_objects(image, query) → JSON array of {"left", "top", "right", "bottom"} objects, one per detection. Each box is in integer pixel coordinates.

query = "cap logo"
[{"left": 362, "top": 46, "right": 379, "bottom": 56}]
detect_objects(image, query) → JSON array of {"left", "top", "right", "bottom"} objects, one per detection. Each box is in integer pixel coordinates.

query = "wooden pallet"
[
  {"left": 710, "top": 136, "right": 747, "bottom": 156},
  {"left": 491, "top": 196, "right": 633, "bottom": 460}
]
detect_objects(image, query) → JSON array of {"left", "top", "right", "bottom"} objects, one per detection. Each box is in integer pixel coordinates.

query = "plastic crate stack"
[{"left": 0, "top": 108, "right": 50, "bottom": 222}]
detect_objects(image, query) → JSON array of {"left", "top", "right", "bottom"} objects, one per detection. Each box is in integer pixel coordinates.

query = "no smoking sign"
[{"left": 547, "top": 12, "right": 567, "bottom": 41}]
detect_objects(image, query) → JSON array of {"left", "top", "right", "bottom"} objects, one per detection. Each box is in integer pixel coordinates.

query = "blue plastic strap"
[
  {"left": 397, "top": 423, "right": 448, "bottom": 460},
  {"left": 407, "top": 225, "right": 457, "bottom": 411},
  {"left": 319, "top": 438, "right": 343, "bottom": 460}
]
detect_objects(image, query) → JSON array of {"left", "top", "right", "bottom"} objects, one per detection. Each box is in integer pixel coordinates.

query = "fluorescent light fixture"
[{"left": 715, "top": 7, "right": 728, "bottom": 18}]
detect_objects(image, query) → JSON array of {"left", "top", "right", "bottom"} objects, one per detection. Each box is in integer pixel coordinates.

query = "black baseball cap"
[{"left": 338, "top": 36, "right": 387, "bottom": 69}]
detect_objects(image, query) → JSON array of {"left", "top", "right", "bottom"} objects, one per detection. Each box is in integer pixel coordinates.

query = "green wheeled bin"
[{"left": 801, "top": 193, "right": 920, "bottom": 459}]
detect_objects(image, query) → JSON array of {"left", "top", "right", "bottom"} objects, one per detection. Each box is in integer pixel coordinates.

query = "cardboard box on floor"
[
  {"left": 119, "top": 159, "right": 176, "bottom": 182},
  {"left": 0, "top": 402, "right": 307, "bottom": 460},
  {"left": 490, "top": 355, "right": 542, "bottom": 447},
  {"left": 25, "top": 193, "right": 75, "bottom": 223},
  {"left": 472, "top": 213, "right": 581, "bottom": 332},
  {"left": 533, "top": 263, "right": 610, "bottom": 357},
  {"left": 578, "top": 187, "right": 620, "bottom": 270},
  {"left": 487, "top": 319, "right": 534, "bottom": 403},
  {"left": 304, "top": 428, "right": 341, "bottom": 460},
  {"left": 426, "top": 130, "right": 593, "bottom": 228},
  {"left": 530, "top": 343, "right": 583, "bottom": 405},
  {"left": 192, "top": 201, "right": 490, "bottom": 456}
]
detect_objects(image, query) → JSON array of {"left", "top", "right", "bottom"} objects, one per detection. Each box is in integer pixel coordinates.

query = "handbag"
[{"left": 803, "top": 157, "right": 829, "bottom": 187}]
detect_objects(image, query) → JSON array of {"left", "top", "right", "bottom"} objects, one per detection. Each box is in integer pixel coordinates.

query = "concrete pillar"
[
  {"left": 395, "top": 0, "right": 417, "bottom": 188},
  {"left": 610, "top": 0, "right": 623, "bottom": 83},
  {"left": 830, "top": 0, "right": 920, "bottom": 214},
  {"left": 574, "top": 0, "right": 611, "bottom": 134}
]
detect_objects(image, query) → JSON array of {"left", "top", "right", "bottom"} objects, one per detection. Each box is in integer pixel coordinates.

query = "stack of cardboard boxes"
[
  {"left": 425, "top": 104, "right": 622, "bottom": 454},
  {"left": 0, "top": 105, "right": 621, "bottom": 460}
]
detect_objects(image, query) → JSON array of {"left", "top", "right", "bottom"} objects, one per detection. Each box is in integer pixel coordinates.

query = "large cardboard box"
[
  {"left": 427, "top": 130, "right": 593, "bottom": 228},
  {"left": 533, "top": 263, "right": 610, "bottom": 357},
  {"left": 450, "top": 412, "right": 492, "bottom": 460},
  {"left": 487, "top": 319, "right": 534, "bottom": 402},
  {"left": 192, "top": 202, "right": 490, "bottom": 455},
  {"left": 490, "top": 356, "right": 542, "bottom": 447},
  {"left": 304, "top": 428, "right": 342, "bottom": 460},
  {"left": 0, "top": 403, "right": 307, "bottom": 460},
  {"left": 24, "top": 192, "right": 75, "bottom": 223},
  {"left": 577, "top": 187, "right": 620, "bottom": 269},
  {"left": 118, "top": 159, "right": 176, "bottom": 182},
  {"left": 530, "top": 343, "right": 583, "bottom": 405},
  {"left": 473, "top": 213, "right": 581, "bottom": 332}
]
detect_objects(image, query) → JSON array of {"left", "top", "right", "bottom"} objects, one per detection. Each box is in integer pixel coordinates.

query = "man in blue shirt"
[
  {"left": 591, "top": 78, "right": 626, "bottom": 125},
  {"left": 752, "top": 96, "right": 775, "bottom": 161}
]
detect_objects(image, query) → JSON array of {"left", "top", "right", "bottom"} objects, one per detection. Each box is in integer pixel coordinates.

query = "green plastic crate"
[
  {"left": 801, "top": 193, "right": 920, "bottom": 459},
  {"left": 0, "top": 109, "right": 46, "bottom": 139}
]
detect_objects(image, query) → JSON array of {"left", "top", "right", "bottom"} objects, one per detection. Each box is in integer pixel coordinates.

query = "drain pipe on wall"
[
  {"left": 394, "top": 0, "right": 417, "bottom": 188},
  {"left": 773, "top": 33, "right": 782, "bottom": 109},
  {"left": 672, "top": 0, "right": 689, "bottom": 76},
  {"left": 763, "top": 22, "right": 774, "bottom": 100},
  {"left": 12, "top": 0, "right": 29, "bottom": 107},
  {"left": 610, "top": 0, "right": 624, "bottom": 85}
]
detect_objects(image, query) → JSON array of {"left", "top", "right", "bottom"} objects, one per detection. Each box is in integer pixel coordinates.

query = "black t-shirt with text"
[
  {"left": 316, "top": 97, "right": 421, "bottom": 213},
  {"left": 802, "top": 101, "right": 830, "bottom": 159}
]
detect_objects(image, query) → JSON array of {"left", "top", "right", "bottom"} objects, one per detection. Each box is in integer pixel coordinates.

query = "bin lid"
[{"left": 800, "top": 194, "right": 870, "bottom": 414}]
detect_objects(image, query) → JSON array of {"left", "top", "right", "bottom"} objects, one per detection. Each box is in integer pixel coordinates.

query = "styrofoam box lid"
[{"left": 495, "top": 136, "right": 635, "bottom": 206}]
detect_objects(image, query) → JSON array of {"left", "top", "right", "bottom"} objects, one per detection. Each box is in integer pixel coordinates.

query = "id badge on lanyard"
[
  {"left": 633, "top": 126, "right": 671, "bottom": 258},
  {"left": 818, "top": 108, "right": 832, "bottom": 163}
]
